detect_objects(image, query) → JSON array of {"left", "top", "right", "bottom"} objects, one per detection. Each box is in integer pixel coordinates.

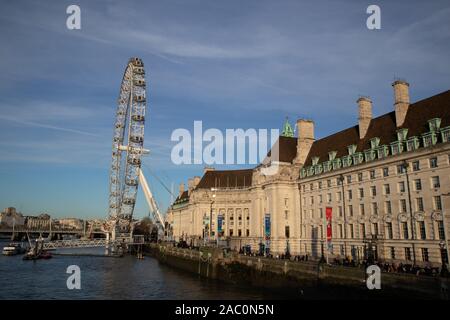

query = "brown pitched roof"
[
  {"left": 175, "top": 190, "right": 189, "bottom": 201},
  {"left": 196, "top": 169, "right": 253, "bottom": 189},
  {"left": 266, "top": 135, "right": 298, "bottom": 163},
  {"left": 304, "top": 90, "right": 450, "bottom": 165}
]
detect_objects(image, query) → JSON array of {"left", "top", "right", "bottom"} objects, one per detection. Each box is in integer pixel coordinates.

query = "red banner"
[{"left": 326, "top": 207, "right": 332, "bottom": 242}]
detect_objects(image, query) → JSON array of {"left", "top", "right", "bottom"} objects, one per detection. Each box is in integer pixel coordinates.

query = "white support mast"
[{"left": 138, "top": 168, "right": 165, "bottom": 231}]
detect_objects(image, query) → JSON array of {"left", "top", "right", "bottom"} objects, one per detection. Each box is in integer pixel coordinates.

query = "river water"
[{"left": 0, "top": 241, "right": 286, "bottom": 300}]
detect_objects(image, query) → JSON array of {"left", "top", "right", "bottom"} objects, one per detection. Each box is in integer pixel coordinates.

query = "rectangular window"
[
  {"left": 397, "top": 164, "right": 406, "bottom": 174},
  {"left": 348, "top": 205, "right": 353, "bottom": 216},
  {"left": 390, "top": 247, "right": 396, "bottom": 259},
  {"left": 383, "top": 167, "right": 389, "bottom": 177},
  {"left": 371, "top": 186, "right": 377, "bottom": 197},
  {"left": 418, "top": 221, "right": 426, "bottom": 240},
  {"left": 438, "top": 221, "right": 446, "bottom": 240},
  {"left": 360, "top": 204, "right": 365, "bottom": 216},
  {"left": 422, "top": 248, "right": 429, "bottom": 262},
  {"left": 310, "top": 196, "right": 314, "bottom": 205},
  {"left": 372, "top": 223, "right": 378, "bottom": 236},
  {"left": 230, "top": 229, "right": 233, "bottom": 236},
  {"left": 347, "top": 175, "right": 352, "bottom": 183},
  {"left": 349, "top": 224, "right": 354, "bottom": 239},
  {"left": 384, "top": 184, "right": 390, "bottom": 195},
  {"left": 416, "top": 198, "right": 424, "bottom": 212},
  {"left": 337, "top": 178, "right": 342, "bottom": 186},
  {"left": 400, "top": 199, "right": 407, "bottom": 213},
  {"left": 327, "top": 193, "right": 332, "bottom": 202},
  {"left": 371, "top": 202, "right": 378, "bottom": 215},
  {"left": 385, "top": 201, "right": 392, "bottom": 214},
  {"left": 310, "top": 183, "right": 314, "bottom": 191},
  {"left": 246, "top": 229, "right": 250, "bottom": 237},
  {"left": 339, "top": 206, "right": 343, "bottom": 217},
  {"left": 327, "top": 180, "right": 331, "bottom": 188},
  {"left": 370, "top": 170, "right": 376, "bottom": 179},
  {"left": 432, "top": 176, "right": 440, "bottom": 188},
  {"left": 360, "top": 223, "right": 366, "bottom": 239},
  {"left": 285, "top": 210, "right": 289, "bottom": 219},
  {"left": 347, "top": 190, "right": 352, "bottom": 200},
  {"left": 399, "top": 181, "right": 406, "bottom": 193},
  {"left": 318, "top": 181, "right": 322, "bottom": 189},
  {"left": 238, "top": 229, "right": 242, "bottom": 237},
  {"left": 319, "top": 195, "right": 323, "bottom": 204},
  {"left": 414, "top": 179, "right": 422, "bottom": 191},
  {"left": 319, "top": 208, "right": 323, "bottom": 219},
  {"left": 339, "top": 224, "right": 343, "bottom": 238},
  {"left": 434, "top": 196, "right": 443, "bottom": 211},
  {"left": 430, "top": 157, "right": 438, "bottom": 168},
  {"left": 310, "top": 209, "right": 314, "bottom": 219},
  {"left": 402, "top": 222, "right": 409, "bottom": 239},
  {"left": 412, "top": 161, "right": 420, "bottom": 171},
  {"left": 359, "top": 188, "right": 364, "bottom": 198},
  {"left": 358, "top": 172, "right": 363, "bottom": 182},
  {"left": 405, "top": 247, "right": 412, "bottom": 261},
  {"left": 285, "top": 226, "right": 290, "bottom": 238},
  {"left": 386, "top": 222, "right": 393, "bottom": 239},
  {"left": 337, "top": 192, "right": 342, "bottom": 201}
]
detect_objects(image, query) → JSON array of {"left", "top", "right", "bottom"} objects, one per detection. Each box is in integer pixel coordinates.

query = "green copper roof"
[{"left": 281, "top": 117, "right": 294, "bottom": 137}]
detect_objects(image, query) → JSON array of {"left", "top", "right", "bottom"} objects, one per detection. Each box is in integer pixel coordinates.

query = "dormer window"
[
  {"left": 314, "top": 164, "right": 323, "bottom": 175},
  {"left": 406, "top": 137, "right": 420, "bottom": 151},
  {"left": 312, "top": 156, "right": 320, "bottom": 166},
  {"left": 332, "top": 158, "right": 341, "bottom": 170},
  {"left": 441, "top": 126, "right": 450, "bottom": 142},
  {"left": 390, "top": 141, "right": 403, "bottom": 155},
  {"left": 397, "top": 128, "right": 408, "bottom": 142},
  {"left": 300, "top": 168, "right": 307, "bottom": 178},
  {"left": 428, "top": 118, "right": 441, "bottom": 132},
  {"left": 328, "top": 151, "right": 337, "bottom": 161},
  {"left": 307, "top": 166, "right": 315, "bottom": 176},
  {"left": 352, "top": 152, "right": 364, "bottom": 165},
  {"left": 370, "top": 137, "right": 380, "bottom": 149},
  {"left": 323, "top": 161, "right": 332, "bottom": 172},
  {"left": 422, "top": 132, "right": 437, "bottom": 148},
  {"left": 347, "top": 144, "right": 357, "bottom": 155},
  {"left": 364, "top": 149, "right": 376, "bottom": 162},
  {"left": 376, "top": 145, "right": 389, "bottom": 159},
  {"left": 342, "top": 155, "right": 353, "bottom": 167}
]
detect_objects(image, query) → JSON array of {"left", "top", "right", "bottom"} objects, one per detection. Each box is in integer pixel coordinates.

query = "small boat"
[
  {"left": 2, "top": 243, "right": 26, "bottom": 256},
  {"left": 22, "top": 249, "right": 52, "bottom": 260}
]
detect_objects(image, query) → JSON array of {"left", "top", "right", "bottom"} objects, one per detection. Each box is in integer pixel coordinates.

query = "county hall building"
[{"left": 166, "top": 80, "right": 450, "bottom": 267}]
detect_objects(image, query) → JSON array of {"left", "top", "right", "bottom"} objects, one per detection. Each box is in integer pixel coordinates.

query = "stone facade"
[{"left": 167, "top": 81, "right": 450, "bottom": 267}]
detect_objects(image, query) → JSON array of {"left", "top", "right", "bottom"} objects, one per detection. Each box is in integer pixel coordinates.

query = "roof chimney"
[
  {"left": 187, "top": 178, "right": 194, "bottom": 195},
  {"left": 392, "top": 80, "right": 410, "bottom": 127},
  {"left": 179, "top": 182, "right": 185, "bottom": 196},
  {"left": 294, "top": 119, "right": 315, "bottom": 165},
  {"left": 193, "top": 176, "right": 201, "bottom": 188},
  {"left": 357, "top": 96, "right": 372, "bottom": 139}
]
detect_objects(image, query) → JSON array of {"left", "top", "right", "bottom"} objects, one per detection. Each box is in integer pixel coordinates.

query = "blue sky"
[{"left": 0, "top": 0, "right": 449, "bottom": 219}]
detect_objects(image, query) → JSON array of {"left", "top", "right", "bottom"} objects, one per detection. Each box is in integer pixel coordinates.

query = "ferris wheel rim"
[{"left": 108, "top": 57, "right": 147, "bottom": 235}]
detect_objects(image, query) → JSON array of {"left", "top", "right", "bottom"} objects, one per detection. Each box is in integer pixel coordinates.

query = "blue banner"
[
  {"left": 264, "top": 214, "right": 271, "bottom": 239},
  {"left": 217, "top": 215, "right": 223, "bottom": 233}
]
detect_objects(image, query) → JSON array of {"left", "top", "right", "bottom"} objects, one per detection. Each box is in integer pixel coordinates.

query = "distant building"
[
  {"left": 0, "top": 207, "right": 25, "bottom": 228},
  {"left": 54, "top": 218, "right": 83, "bottom": 230},
  {"left": 25, "top": 213, "right": 51, "bottom": 230}
]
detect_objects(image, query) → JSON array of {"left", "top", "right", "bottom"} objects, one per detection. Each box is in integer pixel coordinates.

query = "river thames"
[{"left": 0, "top": 241, "right": 288, "bottom": 300}]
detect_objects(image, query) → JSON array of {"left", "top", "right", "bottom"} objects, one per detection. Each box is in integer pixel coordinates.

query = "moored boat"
[{"left": 2, "top": 243, "right": 27, "bottom": 256}]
